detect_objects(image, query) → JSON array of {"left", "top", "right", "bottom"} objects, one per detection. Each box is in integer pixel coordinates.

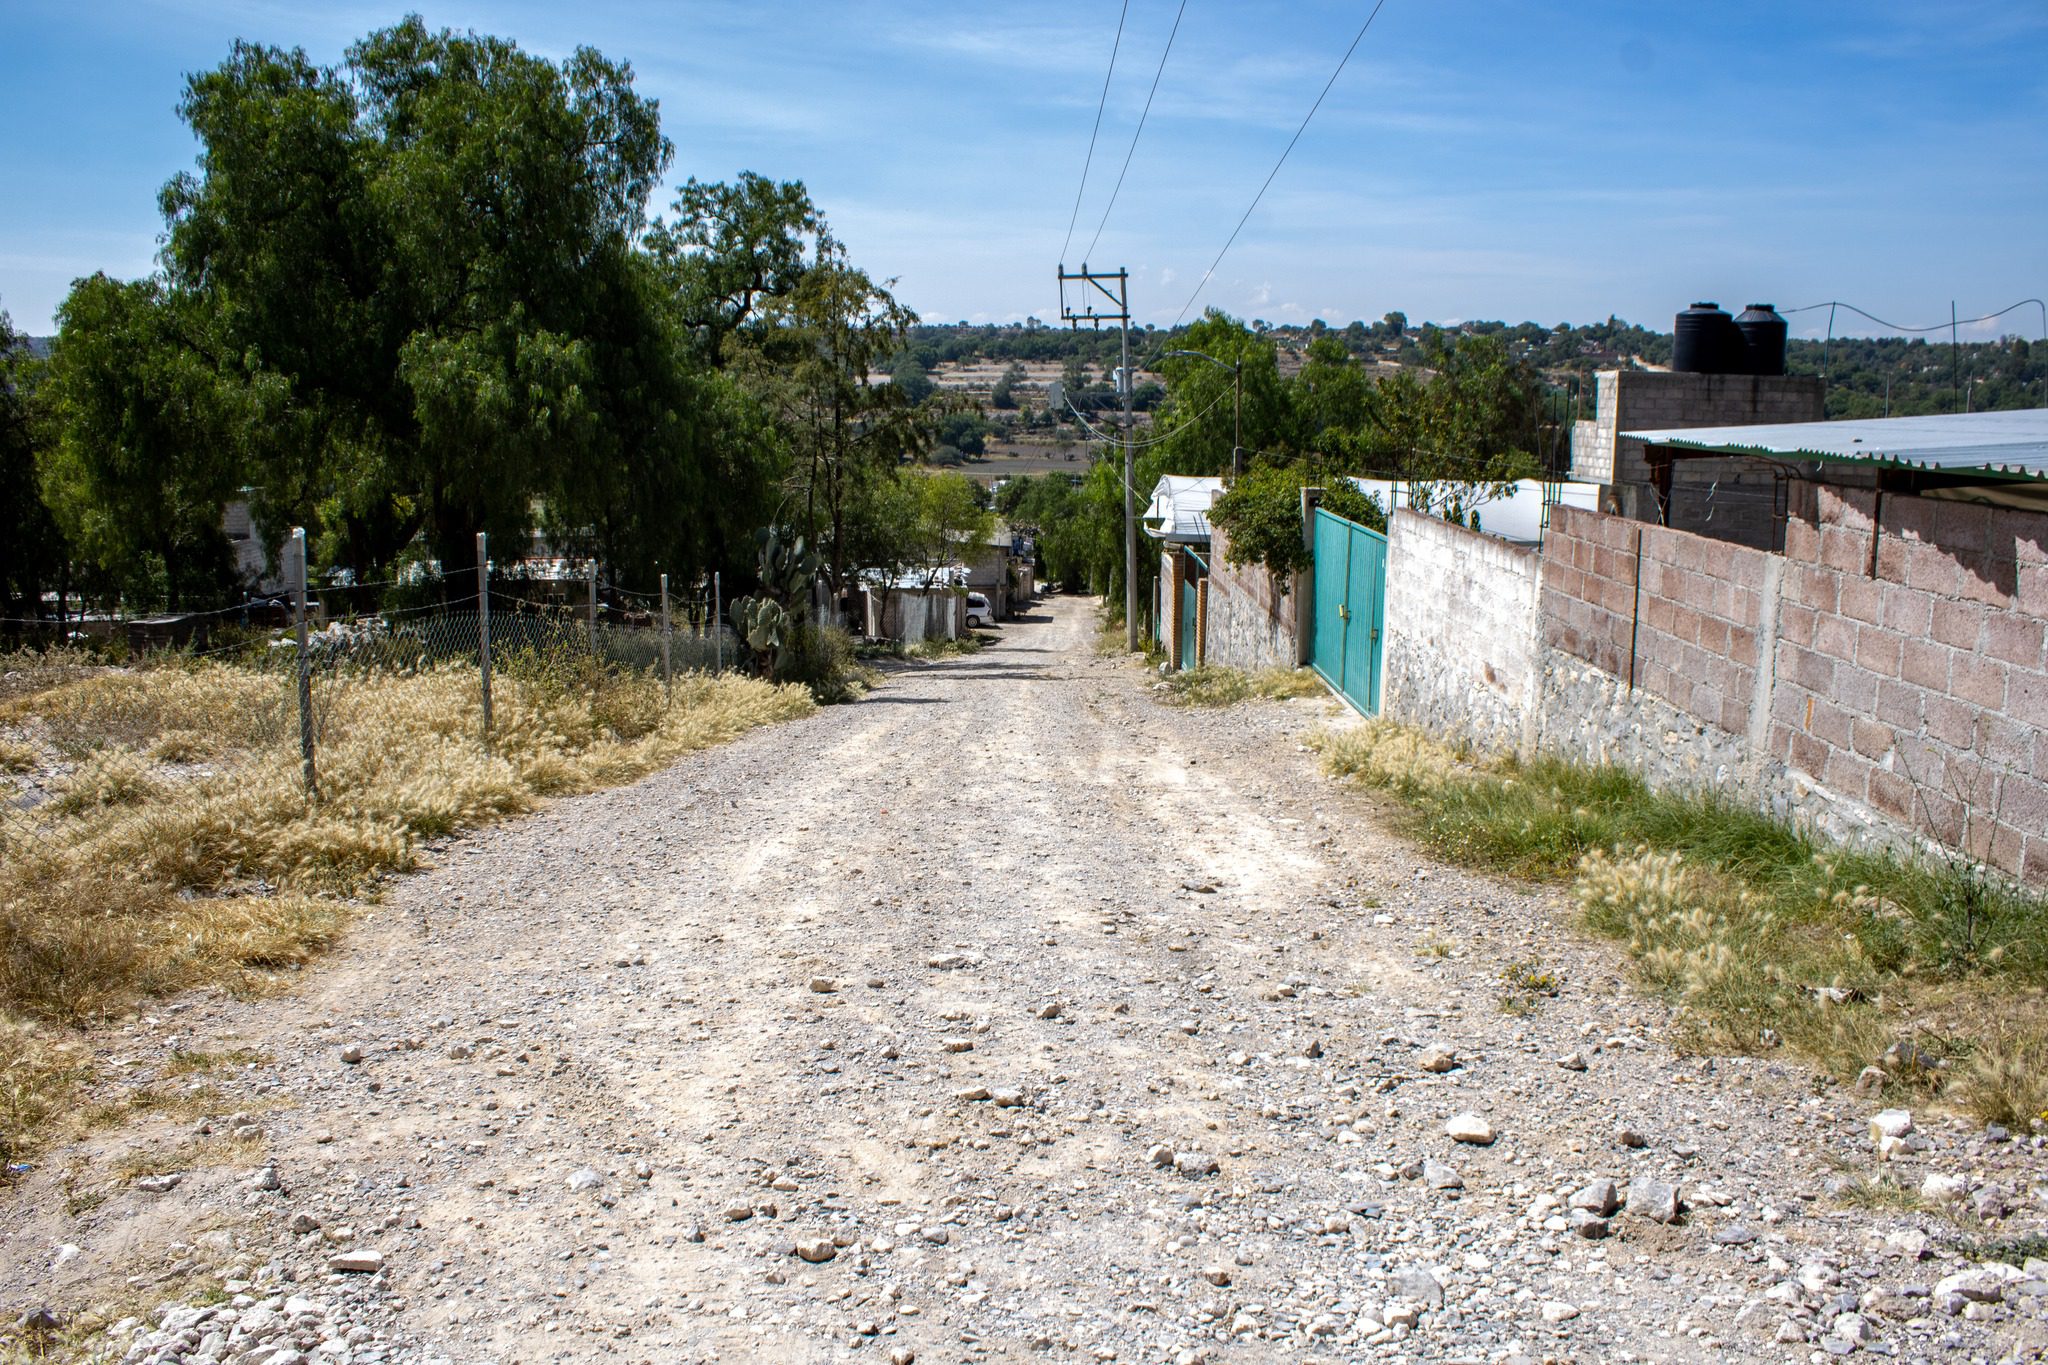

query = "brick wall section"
[
  {"left": 1633, "top": 524, "right": 1772, "bottom": 737},
  {"left": 1160, "top": 551, "right": 1183, "bottom": 666},
  {"left": 1539, "top": 504, "right": 1640, "bottom": 678},
  {"left": 1203, "top": 524, "right": 1303, "bottom": 670},
  {"left": 1531, "top": 494, "right": 2048, "bottom": 885},
  {"left": 1772, "top": 484, "right": 2048, "bottom": 882},
  {"left": 1543, "top": 504, "right": 1773, "bottom": 736}
]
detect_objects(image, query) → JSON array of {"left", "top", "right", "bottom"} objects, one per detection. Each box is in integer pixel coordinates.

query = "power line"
[
  {"left": 1058, "top": 383, "right": 1234, "bottom": 448},
  {"left": 1059, "top": 0, "right": 1130, "bottom": 266},
  {"left": 1173, "top": 0, "right": 1390, "bottom": 327},
  {"left": 1081, "top": 0, "right": 1188, "bottom": 266},
  {"left": 1779, "top": 298, "right": 2046, "bottom": 336}
]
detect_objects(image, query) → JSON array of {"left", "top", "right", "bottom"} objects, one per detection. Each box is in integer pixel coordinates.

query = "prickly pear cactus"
[
  {"left": 730, "top": 594, "right": 790, "bottom": 674},
  {"left": 754, "top": 527, "right": 820, "bottom": 613}
]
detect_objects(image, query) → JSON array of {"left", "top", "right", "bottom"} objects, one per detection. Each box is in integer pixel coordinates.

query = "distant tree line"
[{"left": 898, "top": 313, "right": 2047, "bottom": 424}]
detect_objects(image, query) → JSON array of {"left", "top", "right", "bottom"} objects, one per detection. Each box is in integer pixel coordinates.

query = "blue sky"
[{"left": 3, "top": 1, "right": 2043, "bottom": 340}]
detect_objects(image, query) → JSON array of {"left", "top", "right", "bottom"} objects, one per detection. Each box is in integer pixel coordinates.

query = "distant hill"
[
  {"left": 898, "top": 316, "right": 2045, "bottom": 421},
  {"left": 28, "top": 336, "right": 53, "bottom": 360}
]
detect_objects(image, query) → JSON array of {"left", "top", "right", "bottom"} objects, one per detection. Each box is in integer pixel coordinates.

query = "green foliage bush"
[
  {"left": 774, "top": 623, "right": 869, "bottom": 704},
  {"left": 1316, "top": 719, "right": 2048, "bottom": 1120},
  {"left": 1208, "top": 461, "right": 1385, "bottom": 590}
]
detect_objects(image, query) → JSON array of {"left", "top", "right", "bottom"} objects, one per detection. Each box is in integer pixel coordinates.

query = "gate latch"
[{"left": 1337, "top": 604, "right": 1350, "bottom": 622}]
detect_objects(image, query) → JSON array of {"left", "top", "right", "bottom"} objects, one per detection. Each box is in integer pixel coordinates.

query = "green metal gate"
[
  {"left": 1310, "top": 507, "right": 1387, "bottom": 713},
  {"left": 1179, "top": 578, "right": 1198, "bottom": 671}
]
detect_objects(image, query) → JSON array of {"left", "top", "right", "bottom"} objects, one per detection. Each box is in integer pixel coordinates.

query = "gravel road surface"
[{"left": 6, "top": 594, "right": 2045, "bottom": 1365}]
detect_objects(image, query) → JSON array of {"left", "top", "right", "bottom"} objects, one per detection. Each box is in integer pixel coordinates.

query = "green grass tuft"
[
  {"left": 1159, "top": 665, "right": 1325, "bottom": 707},
  {"left": 1316, "top": 719, "right": 2048, "bottom": 1125}
]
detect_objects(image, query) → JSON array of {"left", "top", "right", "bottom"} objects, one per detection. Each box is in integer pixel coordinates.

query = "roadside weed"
[
  {"left": 1159, "top": 666, "right": 1324, "bottom": 707},
  {"left": 1316, "top": 719, "right": 2048, "bottom": 1124}
]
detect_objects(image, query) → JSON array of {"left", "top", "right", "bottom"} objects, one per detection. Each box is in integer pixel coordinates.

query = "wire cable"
[
  {"left": 1080, "top": 0, "right": 1188, "bottom": 266},
  {"left": 1059, "top": 385, "right": 1235, "bottom": 448},
  {"left": 1060, "top": 0, "right": 1130, "bottom": 266},
  {"left": 1173, "top": 0, "right": 1390, "bottom": 327},
  {"left": 1779, "top": 298, "right": 2046, "bottom": 336}
]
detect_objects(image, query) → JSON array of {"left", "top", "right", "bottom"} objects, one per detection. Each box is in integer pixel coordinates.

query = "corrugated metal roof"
[
  {"left": 1143, "top": 475, "right": 1223, "bottom": 542},
  {"left": 1623, "top": 408, "right": 2048, "bottom": 481}
]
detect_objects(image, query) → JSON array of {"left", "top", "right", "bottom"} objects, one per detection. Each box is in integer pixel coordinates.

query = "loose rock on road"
[{"left": 6, "top": 594, "right": 2045, "bottom": 1364}]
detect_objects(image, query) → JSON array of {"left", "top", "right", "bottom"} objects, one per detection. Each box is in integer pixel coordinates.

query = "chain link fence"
[{"left": 0, "top": 533, "right": 738, "bottom": 861}]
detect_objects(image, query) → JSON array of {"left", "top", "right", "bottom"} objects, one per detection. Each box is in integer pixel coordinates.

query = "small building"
[
  {"left": 861, "top": 572, "right": 966, "bottom": 645},
  {"left": 1143, "top": 475, "right": 1223, "bottom": 670},
  {"left": 955, "top": 520, "right": 1038, "bottom": 621},
  {"left": 1571, "top": 368, "right": 1826, "bottom": 549}
]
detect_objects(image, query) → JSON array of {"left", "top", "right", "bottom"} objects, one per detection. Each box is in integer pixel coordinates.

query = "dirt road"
[{"left": 8, "top": 595, "right": 2044, "bottom": 1364}]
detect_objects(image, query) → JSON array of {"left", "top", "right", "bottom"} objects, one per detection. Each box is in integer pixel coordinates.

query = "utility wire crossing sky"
[{"left": 1, "top": 1, "right": 2043, "bottom": 338}]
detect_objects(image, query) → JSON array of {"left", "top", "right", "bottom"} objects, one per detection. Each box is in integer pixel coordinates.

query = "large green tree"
[
  {"left": 1148, "top": 310, "right": 1286, "bottom": 474},
  {"left": 159, "top": 17, "right": 673, "bottom": 580},
  {"left": 0, "top": 308, "right": 68, "bottom": 619},
  {"left": 37, "top": 277, "right": 246, "bottom": 609},
  {"left": 646, "top": 172, "right": 819, "bottom": 366},
  {"left": 733, "top": 234, "right": 927, "bottom": 594}
]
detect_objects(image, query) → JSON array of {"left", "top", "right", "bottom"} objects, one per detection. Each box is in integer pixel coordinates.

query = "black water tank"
[
  {"left": 1673, "top": 302, "right": 1744, "bottom": 374},
  {"left": 1735, "top": 303, "right": 1787, "bottom": 376}
]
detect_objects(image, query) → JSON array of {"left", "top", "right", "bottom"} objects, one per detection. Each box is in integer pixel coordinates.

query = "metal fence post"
[
  {"left": 291, "top": 527, "right": 318, "bottom": 800},
  {"left": 712, "top": 571, "right": 722, "bottom": 675},
  {"left": 659, "top": 572, "right": 672, "bottom": 689},
  {"left": 587, "top": 560, "right": 598, "bottom": 656},
  {"left": 477, "top": 532, "right": 492, "bottom": 749}
]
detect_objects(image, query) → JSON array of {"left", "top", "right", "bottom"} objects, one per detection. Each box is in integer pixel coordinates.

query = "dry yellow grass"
[{"left": 0, "top": 657, "right": 813, "bottom": 1161}]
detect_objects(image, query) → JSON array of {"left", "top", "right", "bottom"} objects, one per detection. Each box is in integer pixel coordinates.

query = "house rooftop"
[
  {"left": 1143, "top": 476, "right": 1224, "bottom": 543},
  {"left": 1624, "top": 408, "right": 2048, "bottom": 482}
]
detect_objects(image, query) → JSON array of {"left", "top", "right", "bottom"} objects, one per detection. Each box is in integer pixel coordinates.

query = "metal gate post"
[
  {"left": 290, "top": 527, "right": 318, "bottom": 800},
  {"left": 659, "top": 572, "right": 672, "bottom": 690},
  {"left": 477, "top": 532, "right": 492, "bottom": 749}
]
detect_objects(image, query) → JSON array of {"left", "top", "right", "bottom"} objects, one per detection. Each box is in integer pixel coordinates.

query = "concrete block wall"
[
  {"left": 1383, "top": 511, "right": 1541, "bottom": 756},
  {"left": 1632, "top": 522, "right": 1774, "bottom": 738},
  {"left": 1538, "top": 504, "right": 1641, "bottom": 678},
  {"left": 1570, "top": 370, "right": 1825, "bottom": 550},
  {"left": 1771, "top": 485, "right": 2048, "bottom": 882},
  {"left": 1160, "top": 551, "right": 1181, "bottom": 664},
  {"left": 1203, "top": 524, "right": 1304, "bottom": 670},
  {"left": 1532, "top": 496, "right": 2048, "bottom": 885}
]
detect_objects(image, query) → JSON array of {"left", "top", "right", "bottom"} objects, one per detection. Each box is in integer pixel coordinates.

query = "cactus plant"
[
  {"left": 730, "top": 594, "right": 791, "bottom": 674},
  {"left": 754, "top": 527, "right": 820, "bottom": 615}
]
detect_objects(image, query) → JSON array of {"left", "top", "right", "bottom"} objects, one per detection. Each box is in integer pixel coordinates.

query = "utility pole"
[{"left": 1058, "top": 263, "right": 1137, "bottom": 650}]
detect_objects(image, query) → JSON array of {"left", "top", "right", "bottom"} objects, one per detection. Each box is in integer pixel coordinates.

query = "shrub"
[
  {"left": 1159, "top": 665, "right": 1323, "bottom": 707},
  {"left": 1317, "top": 718, "right": 2048, "bottom": 1123},
  {"left": 1208, "top": 460, "right": 1385, "bottom": 590},
  {"left": 776, "top": 623, "right": 872, "bottom": 703}
]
